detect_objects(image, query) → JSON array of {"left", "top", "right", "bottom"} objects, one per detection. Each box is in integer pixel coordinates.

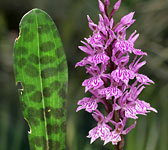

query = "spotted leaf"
[{"left": 13, "top": 9, "right": 68, "bottom": 150}]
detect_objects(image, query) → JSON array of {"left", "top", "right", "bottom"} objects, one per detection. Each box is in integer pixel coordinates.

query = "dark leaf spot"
[
  {"left": 27, "top": 107, "right": 44, "bottom": 125},
  {"left": 58, "top": 88, "right": 66, "bottom": 99},
  {"left": 40, "top": 41, "right": 55, "bottom": 52},
  {"left": 30, "top": 136, "right": 47, "bottom": 148},
  {"left": 23, "top": 32, "right": 35, "bottom": 42},
  {"left": 43, "top": 87, "right": 52, "bottom": 97},
  {"left": 17, "top": 57, "right": 27, "bottom": 68},
  {"left": 15, "top": 46, "right": 28, "bottom": 55},
  {"left": 41, "top": 67, "right": 57, "bottom": 78},
  {"left": 40, "top": 56, "right": 55, "bottom": 65},
  {"left": 50, "top": 80, "right": 60, "bottom": 91},
  {"left": 38, "top": 24, "right": 51, "bottom": 34},
  {"left": 48, "top": 140, "right": 60, "bottom": 149},
  {"left": 27, "top": 107, "right": 38, "bottom": 116},
  {"left": 30, "top": 91, "right": 42, "bottom": 102},
  {"left": 53, "top": 108, "right": 64, "bottom": 118},
  {"left": 43, "top": 80, "right": 60, "bottom": 97},
  {"left": 27, "top": 107, "right": 40, "bottom": 125},
  {"left": 57, "top": 59, "right": 67, "bottom": 72},
  {"left": 24, "top": 64, "right": 39, "bottom": 77},
  {"left": 55, "top": 47, "right": 64, "bottom": 57},
  {"left": 24, "top": 84, "right": 36, "bottom": 93},
  {"left": 39, "top": 108, "right": 45, "bottom": 121},
  {"left": 29, "top": 117, "right": 40, "bottom": 126},
  {"left": 28, "top": 54, "right": 39, "bottom": 64},
  {"left": 47, "top": 124, "right": 59, "bottom": 135}
]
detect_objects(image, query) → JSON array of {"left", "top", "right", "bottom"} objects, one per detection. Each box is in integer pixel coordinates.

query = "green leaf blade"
[{"left": 14, "top": 8, "right": 68, "bottom": 150}]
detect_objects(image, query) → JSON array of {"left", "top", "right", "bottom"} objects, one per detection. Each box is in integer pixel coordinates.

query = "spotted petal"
[
  {"left": 98, "top": 87, "right": 122, "bottom": 99},
  {"left": 82, "top": 76, "right": 104, "bottom": 92},
  {"left": 136, "top": 74, "right": 154, "bottom": 85},
  {"left": 76, "top": 97, "right": 98, "bottom": 113},
  {"left": 135, "top": 100, "right": 157, "bottom": 114},
  {"left": 111, "top": 68, "right": 135, "bottom": 85},
  {"left": 87, "top": 53, "right": 110, "bottom": 66},
  {"left": 125, "top": 106, "right": 138, "bottom": 119},
  {"left": 104, "top": 130, "right": 121, "bottom": 145},
  {"left": 87, "top": 123, "right": 111, "bottom": 144},
  {"left": 115, "top": 40, "right": 133, "bottom": 53}
]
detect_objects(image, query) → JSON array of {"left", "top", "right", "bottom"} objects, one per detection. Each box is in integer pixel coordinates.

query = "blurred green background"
[{"left": 0, "top": 0, "right": 167, "bottom": 150}]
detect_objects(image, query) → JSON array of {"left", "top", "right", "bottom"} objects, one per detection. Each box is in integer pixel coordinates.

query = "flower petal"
[
  {"left": 98, "top": 87, "right": 122, "bottom": 99},
  {"left": 111, "top": 68, "right": 135, "bottom": 85},
  {"left": 125, "top": 106, "right": 138, "bottom": 119},
  {"left": 136, "top": 74, "right": 154, "bottom": 85},
  {"left": 87, "top": 53, "right": 110, "bottom": 65},
  {"left": 87, "top": 123, "right": 111, "bottom": 143},
  {"left": 98, "top": 0, "right": 105, "bottom": 14},
  {"left": 120, "top": 12, "right": 135, "bottom": 25},
  {"left": 104, "top": 130, "right": 121, "bottom": 145},
  {"left": 135, "top": 100, "right": 157, "bottom": 114},
  {"left": 76, "top": 97, "right": 98, "bottom": 113},
  {"left": 75, "top": 57, "right": 88, "bottom": 67},
  {"left": 115, "top": 40, "right": 133, "bottom": 53},
  {"left": 78, "top": 46, "right": 93, "bottom": 55},
  {"left": 133, "top": 49, "right": 147, "bottom": 56},
  {"left": 122, "top": 121, "right": 136, "bottom": 135},
  {"left": 82, "top": 76, "right": 104, "bottom": 92}
]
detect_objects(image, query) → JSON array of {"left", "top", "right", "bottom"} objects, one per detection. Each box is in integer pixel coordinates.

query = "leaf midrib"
[{"left": 34, "top": 9, "right": 49, "bottom": 150}]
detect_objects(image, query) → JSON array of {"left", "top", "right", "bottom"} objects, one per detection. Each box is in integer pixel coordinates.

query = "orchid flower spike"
[{"left": 76, "top": 0, "right": 157, "bottom": 147}]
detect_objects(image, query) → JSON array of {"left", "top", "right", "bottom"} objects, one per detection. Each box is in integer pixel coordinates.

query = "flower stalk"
[{"left": 75, "top": 0, "right": 157, "bottom": 148}]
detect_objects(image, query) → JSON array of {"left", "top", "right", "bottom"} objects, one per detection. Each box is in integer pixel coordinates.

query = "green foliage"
[{"left": 13, "top": 8, "right": 68, "bottom": 150}]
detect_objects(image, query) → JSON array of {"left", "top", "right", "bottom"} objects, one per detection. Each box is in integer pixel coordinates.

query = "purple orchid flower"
[{"left": 75, "top": 0, "right": 157, "bottom": 148}]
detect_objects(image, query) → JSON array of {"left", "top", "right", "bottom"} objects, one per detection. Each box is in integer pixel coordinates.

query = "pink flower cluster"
[{"left": 76, "top": 0, "right": 157, "bottom": 146}]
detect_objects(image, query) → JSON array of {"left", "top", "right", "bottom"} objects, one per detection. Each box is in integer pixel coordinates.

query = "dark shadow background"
[{"left": 0, "top": 0, "right": 168, "bottom": 150}]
